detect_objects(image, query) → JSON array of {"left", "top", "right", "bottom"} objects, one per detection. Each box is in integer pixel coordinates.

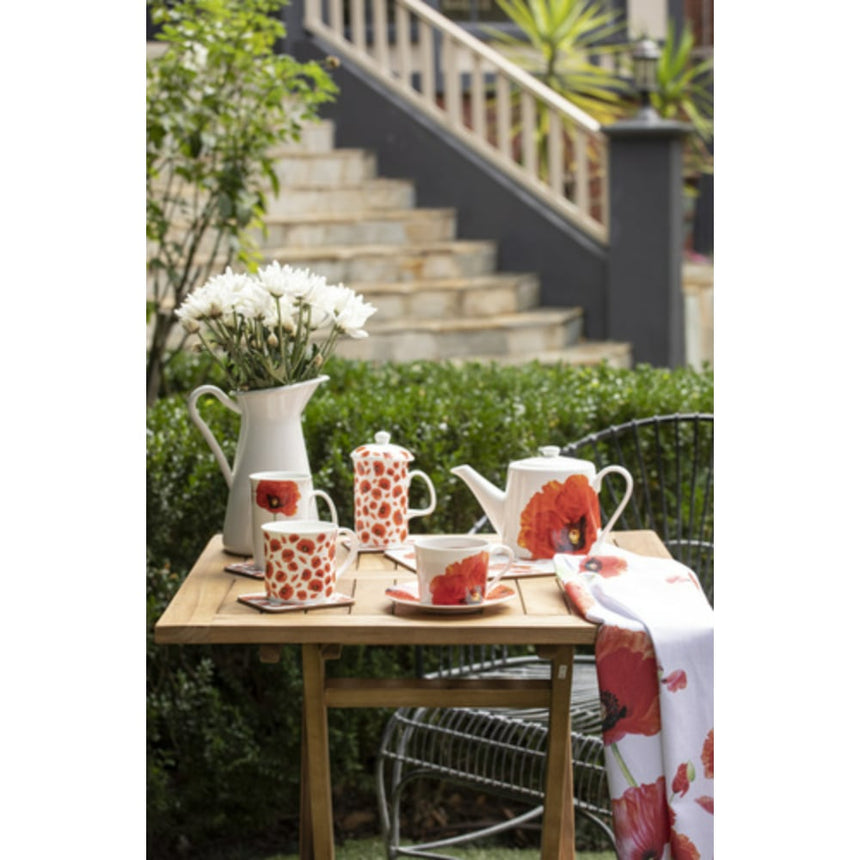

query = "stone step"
[
  {"left": 256, "top": 208, "right": 457, "bottom": 248},
  {"left": 270, "top": 148, "right": 377, "bottom": 187},
  {"left": 335, "top": 307, "right": 586, "bottom": 363},
  {"left": 453, "top": 341, "right": 633, "bottom": 369},
  {"left": 264, "top": 178, "right": 415, "bottom": 216},
  {"left": 353, "top": 274, "right": 540, "bottom": 321},
  {"left": 265, "top": 240, "right": 497, "bottom": 283},
  {"left": 275, "top": 119, "right": 336, "bottom": 154}
]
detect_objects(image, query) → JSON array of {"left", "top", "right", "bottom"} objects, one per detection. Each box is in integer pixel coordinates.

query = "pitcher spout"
[{"left": 450, "top": 465, "right": 507, "bottom": 535}]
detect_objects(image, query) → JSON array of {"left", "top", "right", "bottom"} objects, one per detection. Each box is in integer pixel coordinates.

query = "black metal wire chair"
[{"left": 375, "top": 413, "right": 714, "bottom": 858}]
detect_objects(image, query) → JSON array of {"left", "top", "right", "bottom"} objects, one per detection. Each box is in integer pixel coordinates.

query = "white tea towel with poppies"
[{"left": 555, "top": 546, "right": 714, "bottom": 860}]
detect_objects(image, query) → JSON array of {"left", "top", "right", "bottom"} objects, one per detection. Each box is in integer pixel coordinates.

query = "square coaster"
[
  {"left": 225, "top": 561, "right": 264, "bottom": 580},
  {"left": 237, "top": 592, "right": 355, "bottom": 613}
]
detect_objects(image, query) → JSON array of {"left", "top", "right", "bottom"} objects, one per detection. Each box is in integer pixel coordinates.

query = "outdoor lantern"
[{"left": 632, "top": 36, "right": 660, "bottom": 118}]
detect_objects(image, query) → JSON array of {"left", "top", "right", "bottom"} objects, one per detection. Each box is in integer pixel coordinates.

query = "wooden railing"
[{"left": 304, "top": 0, "right": 609, "bottom": 243}]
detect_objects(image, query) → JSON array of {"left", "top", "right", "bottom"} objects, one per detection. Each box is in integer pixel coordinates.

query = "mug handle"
[
  {"left": 334, "top": 527, "right": 359, "bottom": 582},
  {"left": 484, "top": 544, "right": 516, "bottom": 598},
  {"left": 590, "top": 465, "right": 634, "bottom": 554},
  {"left": 313, "top": 489, "right": 339, "bottom": 527},
  {"left": 406, "top": 469, "right": 437, "bottom": 520}
]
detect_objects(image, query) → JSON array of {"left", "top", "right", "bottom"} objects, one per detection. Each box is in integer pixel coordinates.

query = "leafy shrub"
[{"left": 147, "top": 356, "right": 712, "bottom": 856}]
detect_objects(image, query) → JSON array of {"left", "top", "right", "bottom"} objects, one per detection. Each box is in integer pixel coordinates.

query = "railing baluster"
[
  {"left": 306, "top": 0, "right": 322, "bottom": 29},
  {"left": 548, "top": 109, "right": 563, "bottom": 194},
  {"left": 372, "top": 0, "right": 389, "bottom": 71},
  {"left": 332, "top": 0, "right": 344, "bottom": 41},
  {"left": 472, "top": 52, "right": 486, "bottom": 140},
  {"left": 419, "top": 18, "right": 434, "bottom": 105},
  {"left": 521, "top": 90, "right": 537, "bottom": 178},
  {"left": 395, "top": 3, "right": 411, "bottom": 87},
  {"left": 575, "top": 126, "right": 588, "bottom": 212},
  {"left": 443, "top": 34, "right": 461, "bottom": 127},
  {"left": 497, "top": 76, "right": 511, "bottom": 160},
  {"left": 352, "top": 0, "right": 366, "bottom": 53}
]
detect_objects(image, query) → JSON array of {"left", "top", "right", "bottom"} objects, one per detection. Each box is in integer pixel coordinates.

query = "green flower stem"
[{"left": 611, "top": 742, "right": 638, "bottom": 789}]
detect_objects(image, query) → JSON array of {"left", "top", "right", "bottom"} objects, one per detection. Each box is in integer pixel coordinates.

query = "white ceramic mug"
[
  {"left": 250, "top": 471, "right": 338, "bottom": 570},
  {"left": 261, "top": 520, "right": 358, "bottom": 605},
  {"left": 413, "top": 536, "right": 515, "bottom": 606}
]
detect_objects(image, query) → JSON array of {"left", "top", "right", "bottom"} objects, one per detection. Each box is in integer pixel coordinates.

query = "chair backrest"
[{"left": 562, "top": 413, "right": 714, "bottom": 605}]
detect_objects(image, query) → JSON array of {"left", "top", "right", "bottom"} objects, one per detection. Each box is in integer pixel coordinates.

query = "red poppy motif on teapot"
[{"left": 351, "top": 431, "right": 437, "bottom": 550}]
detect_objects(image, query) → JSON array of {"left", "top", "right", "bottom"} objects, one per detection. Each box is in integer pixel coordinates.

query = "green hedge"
[{"left": 147, "top": 356, "right": 713, "bottom": 857}]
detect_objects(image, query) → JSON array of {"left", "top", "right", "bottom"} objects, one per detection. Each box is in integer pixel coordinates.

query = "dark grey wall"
[{"left": 293, "top": 38, "right": 610, "bottom": 336}]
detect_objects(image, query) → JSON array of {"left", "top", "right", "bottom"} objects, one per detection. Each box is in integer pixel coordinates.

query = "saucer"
[
  {"left": 238, "top": 592, "right": 355, "bottom": 613},
  {"left": 385, "top": 581, "right": 517, "bottom": 614}
]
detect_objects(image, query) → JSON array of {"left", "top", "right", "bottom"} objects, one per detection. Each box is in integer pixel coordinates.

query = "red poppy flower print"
[
  {"left": 611, "top": 777, "right": 670, "bottom": 860},
  {"left": 701, "top": 729, "right": 713, "bottom": 779},
  {"left": 662, "top": 669, "right": 687, "bottom": 692},
  {"left": 596, "top": 626, "right": 661, "bottom": 744},
  {"left": 580, "top": 555, "right": 629, "bottom": 577},
  {"left": 670, "top": 829, "right": 701, "bottom": 860},
  {"left": 430, "top": 552, "right": 489, "bottom": 605},
  {"left": 255, "top": 480, "right": 300, "bottom": 516},
  {"left": 517, "top": 475, "right": 600, "bottom": 558},
  {"left": 672, "top": 762, "right": 692, "bottom": 797},
  {"left": 695, "top": 796, "right": 714, "bottom": 815}
]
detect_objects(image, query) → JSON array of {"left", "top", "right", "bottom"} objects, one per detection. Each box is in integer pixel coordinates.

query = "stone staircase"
[{"left": 251, "top": 119, "right": 631, "bottom": 366}]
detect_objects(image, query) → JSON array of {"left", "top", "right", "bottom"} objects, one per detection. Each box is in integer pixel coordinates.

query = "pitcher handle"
[
  {"left": 187, "top": 384, "right": 241, "bottom": 487},
  {"left": 406, "top": 469, "right": 437, "bottom": 520},
  {"left": 591, "top": 465, "right": 634, "bottom": 553},
  {"left": 312, "top": 489, "right": 339, "bottom": 527}
]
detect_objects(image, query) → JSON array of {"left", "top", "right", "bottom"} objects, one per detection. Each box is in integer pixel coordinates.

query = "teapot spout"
[{"left": 451, "top": 465, "right": 507, "bottom": 535}]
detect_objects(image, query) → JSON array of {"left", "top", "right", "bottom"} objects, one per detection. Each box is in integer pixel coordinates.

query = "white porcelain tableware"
[
  {"left": 261, "top": 520, "right": 358, "bottom": 606},
  {"left": 351, "top": 431, "right": 436, "bottom": 549},
  {"left": 250, "top": 471, "right": 338, "bottom": 570},
  {"left": 412, "top": 536, "right": 515, "bottom": 606},
  {"left": 452, "top": 447, "right": 633, "bottom": 560}
]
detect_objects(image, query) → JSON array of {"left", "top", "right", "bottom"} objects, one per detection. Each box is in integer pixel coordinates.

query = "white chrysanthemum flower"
[
  {"left": 233, "top": 278, "right": 273, "bottom": 321},
  {"left": 330, "top": 287, "right": 377, "bottom": 338}
]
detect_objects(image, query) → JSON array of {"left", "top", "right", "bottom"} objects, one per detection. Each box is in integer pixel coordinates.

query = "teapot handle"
[
  {"left": 406, "top": 469, "right": 437, "bottom": 520},
  {"left": 591, "top": 465, "right": 634, "bottom": 552},
  {"left": 187, "top": 385, "right": 241, "bottom": 488}
]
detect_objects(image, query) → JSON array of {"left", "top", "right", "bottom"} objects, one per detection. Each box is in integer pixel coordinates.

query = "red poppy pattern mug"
[
  {"left": 351, "top": 432, "right": 436, "bottom": 550},
  {"left": 413, "top": 536, "right": 515, "bottom": 606},
  {"left": 249, "top": 471, "right": 338, "bottom": 570},
  {"left": 261, "top": 520, "right": 358, "bottom": 605}
]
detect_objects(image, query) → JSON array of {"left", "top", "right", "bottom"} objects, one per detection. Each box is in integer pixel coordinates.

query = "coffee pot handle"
[
  {"left": 187, "top": 385, "right": 241, "bottom": 487},
  {"left": 591, "top": 465, "right": 634, "bottom": 552},
  {"left": 406, "top": 470, "right": 437, "bottom": 520}
]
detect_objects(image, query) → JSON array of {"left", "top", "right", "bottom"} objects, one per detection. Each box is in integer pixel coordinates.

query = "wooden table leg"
[
  {"left": 541, "top": 644, "right": 576, "bottom": 860},
  {"left": 300, "top": 643, "right": 335, "bottom": 860}
]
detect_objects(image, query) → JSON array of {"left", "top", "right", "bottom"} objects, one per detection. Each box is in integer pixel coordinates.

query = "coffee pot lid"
[{"left": 350, "top": 430, "right": 414, "bottom": 462}]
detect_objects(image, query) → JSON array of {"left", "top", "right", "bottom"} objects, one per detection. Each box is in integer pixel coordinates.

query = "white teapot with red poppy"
[
  {"left": 451, "top": 447, "right": 633, "bottom": 560},
  {"left": 351, "top": 431, "right": 437, "bottom": 549}
]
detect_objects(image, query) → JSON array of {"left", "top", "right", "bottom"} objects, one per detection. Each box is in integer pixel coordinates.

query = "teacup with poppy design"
[
  {"left": 413, "top": 537, "right": 515, "bottom": 606},
  {"left": 261, "top": 520, "right": 358, "bottom": 605},
  {"left": 250, "top": 471, "right": 338, "bottom": 570}
]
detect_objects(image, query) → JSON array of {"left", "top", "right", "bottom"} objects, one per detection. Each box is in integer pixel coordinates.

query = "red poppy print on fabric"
[
  {"left": 672, "top": 762, "right": 693, "bottom": 797},
  {"left": 517, "top": 475, "right": 601, "bottom": 558},
  {"left": 701, "top": 729, "right": 713, "bottom": 779},
  {"left": 430, "top": 552, "right": 489, "bottom": 605},
  {"left": 255, "top": 480, "right": 300, "bottom": 516},
  {"left": 662, "top": 669, "right": 687, "bottom": 692},
  {"left": 611, "top": 776, "right": 670, "bottom": 860},
  {"left": 580, "top": 555, "right": 629, "bottom": 577},
  {"left": 596, "top": 625, "right": 661, "bottom": 745}
]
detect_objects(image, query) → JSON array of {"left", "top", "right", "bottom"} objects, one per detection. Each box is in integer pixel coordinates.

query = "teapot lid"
[
  {"left": 350, "top": 430, "right": 414, "bottom": 462},
  {"left": 511, "top": 445, "right": 592, "bottom": 472}
]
